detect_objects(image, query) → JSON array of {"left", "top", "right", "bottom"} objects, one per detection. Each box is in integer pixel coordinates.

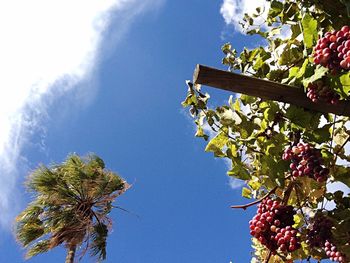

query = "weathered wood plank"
[{"left": 193, "top": 64, "right": 350, "bottom": 117}]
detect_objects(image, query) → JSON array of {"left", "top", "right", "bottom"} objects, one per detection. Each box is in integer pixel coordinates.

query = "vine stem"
[
  {"left": 294, "top": 183, "right": 308, "bottom": 225},
  {"left": 231, "top": 186, "right": 278, "bottom": 210},
  {"left": 264, "top": 250, "right": 272, "bottom": 263},
  {"left": 282, "top": 181, "right": 295, "bottom": 205},
  {"left": 330, "top": 114, "right": 337, "bottom": 150}
]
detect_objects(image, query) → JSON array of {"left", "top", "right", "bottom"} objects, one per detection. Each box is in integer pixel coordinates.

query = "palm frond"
[
  {"left": 16, "top": 202, "right": 43, "bottom": 223},
  {"left": 16, "top": 153, "right": 128, "bottom": 261},
  {"left": 25, "top": 240, "right": 50, "bottom": 259},
  {"left": 91, "top": 172, "right": 126, "bottom": 200},
  {"left": 89, "top": 223, "right": 108, "bottom": 261},
  {"left": 86, "top": 154, "right": 105, "bottom": 169},
  {"left": 16, "top": 221, "right": 45, "bottom": 247},
  {"left": 26, "top": 165, "right": 58, "bottom": 193}
]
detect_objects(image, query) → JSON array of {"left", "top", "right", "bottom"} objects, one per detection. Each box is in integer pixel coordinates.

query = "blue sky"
[{"left": 0, "top": 1, "right": 339, "bottom": 262}]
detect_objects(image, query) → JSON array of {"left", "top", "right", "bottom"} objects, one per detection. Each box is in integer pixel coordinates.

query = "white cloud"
[
  {"left": 198, "top": 105, "right": 245, "bottom": 190},
  {"left": 0, "top": 0, "right": 163, "bottom": 229},
  {"left": 220, "top": 0, "right": 291, "bottom": 41},
  {"left": 220, "top": 0, "right": 269, "bottom": 33}
]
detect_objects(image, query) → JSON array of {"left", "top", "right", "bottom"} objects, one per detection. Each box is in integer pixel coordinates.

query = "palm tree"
[{"left": 15, "top": 153, "right": 129, "bottom": 262}]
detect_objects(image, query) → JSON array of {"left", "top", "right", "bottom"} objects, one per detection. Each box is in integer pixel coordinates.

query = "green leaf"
[
  {"left": 334, "top": 130, "right": 348, "bottom": 146},
  {"left": 242, "top": 187, "right": 252, "bottom": 199},
  {"left": 296, "top": 59, "right": 309, "bottom": 79},
  {"left": 222, "top": 43, "right": 232, "bottom": 54},
  {"left": 340, "top": 72, "right": 350, "bottom": 94},
  {"left": 278, "top": 47, "right": 302, "bottom": 65},
  {"left": 267, "top": 69, "right": 285, "bottom": 81},
  {"left": 291, "top": 23, "right": 302, "bottom": 38},
  {"left": 90, "top": 223, "right": 108, "bottom": 260},
  {"left": 227, "top": 163, "right": 250, "bottom": 180},
  {"left": 205, "top": 131, "right": 228, "bottom": 157},
  {"left": 293, "top": 213, "right": 304, "bottom": 228},
  {"left": 253, "top": 55, "right": 264, "bottom": 71},
  {"left": 261, "top": 155, "right": 288, "bottom": 180},
  {"left": 303, "top": 66, "right": 328, "bottom": 87},
  {"left": 248, "top": 177, "right": 261, "bottom": 190},
  {"left": 285, "top": 105, "right": 313, "bottom": 129},
  {"left": 301, "top": 13, "right": 318, "bottom": 49},
  {"left": 268, "top": 0, "right": 283, "bottom": 17},
  {"left": 217, "top": 107, "right": 242, "bottom": 126},
  {"left": 304, "top": 124, "right": 332, "bottom": 144},
  {"left": 288, "top": 66, "right": 300, "bottom": 79},
  {"left": 263, "top": 102, "right": 279, "bottom": 122},
  {"left": 240, "top": 94, "right": 257, "bottom": 105},
  {"left": 332, "top": 166, "right": 350, "bottom": 188},
  {"left": 226, "top": 142, "right": 238, "bottom": 158},
  {"left": 195, "top": 125, "right": 209, "bottom": 141}
]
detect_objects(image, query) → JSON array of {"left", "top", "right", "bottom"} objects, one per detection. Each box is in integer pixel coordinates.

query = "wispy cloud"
[
  {"left": 220, "top": 0, "right": 269, "bottom": 33},
  {"left": 228, "top": 177, "right": 245, "bottom": 189},
  {"left": 0, "top": 0, "right": 163, "bottom": 229},
  {"left": 188, "top": 106, "right": 245, "bottom": 190}
]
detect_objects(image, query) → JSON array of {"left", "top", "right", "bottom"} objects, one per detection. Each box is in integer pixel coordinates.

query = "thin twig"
[
  {"left": 330, "top": 114, "right": 337, "bottom": 150},
  {"left": 231, "top": 186, "right": 278, "bottom": 210},
  {"left": 333, "top": 134, "right": 350, "bottom": 165}
]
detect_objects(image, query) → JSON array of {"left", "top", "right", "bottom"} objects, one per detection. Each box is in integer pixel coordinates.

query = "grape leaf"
[{"left": 302, "top": 13, "right": 318, "bottom": 49}]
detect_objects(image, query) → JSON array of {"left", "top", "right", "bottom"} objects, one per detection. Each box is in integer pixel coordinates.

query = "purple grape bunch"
[
  {"left": 306, "top": 81, "right": 340, "bottom": 105},
  {"left": 282, "top": 143, "right": 329, "bottom": 182},
  {"left": 249, "top": 198, "right": 300, "bottom": 254},
  {"left": 313, "top": 26, "right": 350, "bottom": 70},
  {"left": 306, "top": 215, "right": 347, "bottom": 262}
]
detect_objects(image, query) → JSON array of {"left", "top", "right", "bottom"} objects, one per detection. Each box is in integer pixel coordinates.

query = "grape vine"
[{"left": 182, "top": 0, "right": 350, "bottom": 262}]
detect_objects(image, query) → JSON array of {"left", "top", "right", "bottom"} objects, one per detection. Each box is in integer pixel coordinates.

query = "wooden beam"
[
  {"left": 193, "top": 64, "right": 350, "bottom": 117},
  {"left": 320, "top": 0, "right": 348, "bottom": 18}
]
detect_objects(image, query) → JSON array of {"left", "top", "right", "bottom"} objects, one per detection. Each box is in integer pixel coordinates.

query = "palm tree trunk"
[{"left": 65, "top": 245, "right": 76, "bottom": 263}]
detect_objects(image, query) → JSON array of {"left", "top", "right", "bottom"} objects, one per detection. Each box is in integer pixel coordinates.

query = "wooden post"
[{"left": 193, "top": 64, "right": 350, "bottom": 117}]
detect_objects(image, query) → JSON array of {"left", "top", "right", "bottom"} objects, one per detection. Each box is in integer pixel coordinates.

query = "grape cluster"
[
  {"left": 306, "top": 215, "right": 346, "bottom": 263},
  {"left": 306, "top": 215, "right": 333, "bottom": 248},
  {"left": 249, "top": 198, "right": 300, "bottom": 253},
  {"left": 306, "top": 82, "right": 340, "bottom": 105},
  {"left": 325, "top": 241, "right": 346, "bottom": 262},
  {"left": 313, "top": 26, "right": 350, "bottom": 70},
  {"left": 282, "top": 143, "right": 329, "bottom": 182}
]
